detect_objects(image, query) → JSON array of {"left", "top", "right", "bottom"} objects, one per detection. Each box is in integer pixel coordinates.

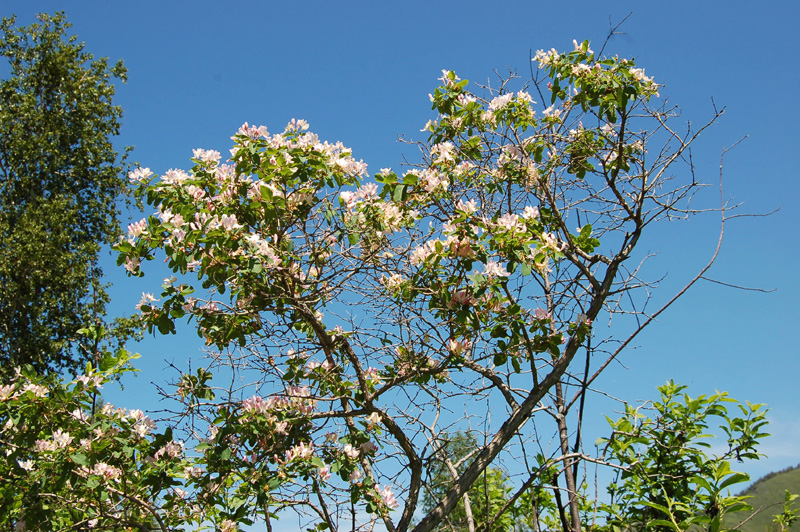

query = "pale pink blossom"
[
  {"left": 431, "top": 141, "right": 456, "bottom": 163},
  {"left": 423, "top": 169, "right": 449, "bottom": 193},
  {"left": 124, "top": 256, "right": 140, "bottom": 274},
  {"left": 410, "top": 241, "right": 436, "bottom": 266},
  {"left": 356, "top": 183, "right": 379, "bottom": 201},
  {"left": 456, "top": 199, "right": 478, "bottom": 214},
  {"left": 448, "top": 290, "right": 474, "bottom": 309},
  {"left": 540, "top": 232, "right": 564, "bottom": 252},
  {"left": 286, "top": 118, "right": 310, "bottom": 132},
  {"left": 497, "top": 213, "right": 524, "bottom": 234},
  {"left": 184, "top": 466, "right": 204, "bottom": 478},
  {"left": 220, "top": 214, "right": 242, "bottom": 231},
  {"left": 135, "top": 292, "right": 159, "bottom": 311},
  {"left": 522, "top": 206, "right": 540, "bottom": 220},
  {"left": 319, "top": 465, "right": 331, "bottom": 481},
  {"left": 53, "top": 429, "right": 73, "bottom": 448},
  {"left": 343, "top": 444, "right": 360, "bottom": 459},
  {"left": 35, "top": 439, "right": 57, "bottom": 452},
  {"left": 87, "top": 462, "right": 122, "bottom": 482},
  {"left": 517, "top": 90, "right": 534, "bottom": 104},
  {"left": 17, "top": 459, "right": 34, "bottom": 471},
  {"left": 340, "top": 190, "right": 357, "bottom": 209},
  {"left": 448, "top": 338, "right": 471, "bottom": 356},
  {"left": 0, "top": 384, "right": 15, "bottom": 401},
  {"left": 378, "top": 485, "right": 399, "bottom": 509},
  {"left": 542, "top": 106, "right": 562, "bottom": 120},
  {"left": 365, "top": 367, "right": 382, "bottom": 384},
  {"left": 438, "top": 69, "right": 460, "bottom": 87},
  {"left": 449, "top": 237, "right": 474, "bottom": 259},
  {"left": 192, "top": 148, "right": 222, "bottom": 164},
  {"left": 235, "top": 122, "right": 268, "bottom": 139},
  {"left": 161, "top": 168, "right": 189, "bottom": 185},
  {"left": 127, "top": 219, "right": 147, "bottom": 238},
  {"left": 128, "top": 167, "right": 153, "bottom": 183},
  {"left": 360, "top": 441, "right": 378, "bottom": 454},
  {"left": 481, "top": 260, "right": 510, "bottom": 278},
  {"left": 21, "top": 383, "right": 48, "bottom": 398},
  {"left": 534, "top": 308, "right": 552, "bottom": 321},
  {"left": 381, "top": 273, "right": 406, "bottom": 292},
  {"left": 285, "top": 441, "right": 313, "bottom": 461},
  {"left": 154, "top": 441, "right": 183, "bottom": 461},
  {"left": 488, "top": 92, "right": 514, "bottom": 112},
  {"left": 533, "top": 48, "right": 560, "bottom": 67},
  {"left": 220, "top": 518, "right": 238, "bottom": 532}
]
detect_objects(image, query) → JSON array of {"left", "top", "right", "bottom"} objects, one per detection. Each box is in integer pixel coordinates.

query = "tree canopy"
[
  {"left": 0, "top": 12, "right": 129, "bottom": 376},
  {"left": 0, "top": 37, "right": 789, "bottom": 532}
]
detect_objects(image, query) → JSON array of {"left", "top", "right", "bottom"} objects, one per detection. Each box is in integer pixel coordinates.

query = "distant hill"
[{"left": 727, "top": 465, "right": 800, "bottom": 532}]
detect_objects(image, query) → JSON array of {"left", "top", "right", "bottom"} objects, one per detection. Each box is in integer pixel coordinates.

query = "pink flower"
[
  {"left": 378, "top": 485, "right": 399, "bottom": 509},
  {"left": 219, "top": 214, "right": 242, "bottom": 231},
  {"left": 53, "top": 429, "right": 73, "bottom": 448},
  {"left": 127, "top": 219, "right": 147, "bottom": 238},
  {"left": 123, "top": 256, "right": 140, "bottom": 274},
  {"left": 0, "top": 384, "right": 16, "bottom": 401},
  {"left": 481, "top": 260, "right": 510, "bottom": 278},
  {"left": 135, "top": 292, "right": 159, "bottom": 311},
  {"left": 192, "top": 148, "right": 222, "bottom": 164},
  {"left": 285, "top": 441, "right": 313, "bottom": 462},
  {"left": 488, "top": 93, "right": 514, "bottom": 112},
  {"left": 455, "top": 199, "right": 478, "bottom": 214},
  {"left": 162, "top": 168, "right": 189, "bottom": 185},
  {"left": 343, "top": 444, "right": 360, "bottom": 459},
  {"left": 128, "top": 167, "right": 153, "bottom": 183},
  {"left": 319, "top": 465, "right": 331, "bottom": 481},
  {"left": 21, "top": 383, "right": 48, "bottom": 398},
  {"left": 220, "top": 518, "right": 238, "bottom": 532},
  {"left": 522, "top": 206, "right": 540, "bottom": 220},
  {"left": 448, "top": 338, "right": 471, "bottom": 356}
]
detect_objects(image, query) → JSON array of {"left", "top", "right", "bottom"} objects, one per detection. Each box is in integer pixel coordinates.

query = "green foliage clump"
[{"left": 0, "top": 12, "right": 131, "bottom": 377}]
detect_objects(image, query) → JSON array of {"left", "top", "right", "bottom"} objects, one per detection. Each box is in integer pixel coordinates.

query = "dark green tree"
[{"left": 0, "top": 12, "right": 130, "bottom": 377}]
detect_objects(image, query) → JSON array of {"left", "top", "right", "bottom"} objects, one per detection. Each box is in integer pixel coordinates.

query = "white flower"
[
  {"left": 522, "top": 206, "right": 540, "bottom": 220},
  {"left": 0, "top": 384, "right": 15, "bottom": 401},
  {"left": 135, "top": 292, "right": 159, "bottom": 311},
  {"left": 127, "top": 219, "right": 147, "bottom": 238},
  {"left": 481, "top": 260, "right": 510, "bottom": 278},
  {"left": 379, "top": 485, "right": 399, "bottom": 509},
  {"left": 456, "top": 199, "right": 478, "bottom": 215},
  {"left": 128, "top": 167, "right": 153, "bottom": 183},
  {"left": 18, "top": 459, "right": 34, "bottom": 471},
  {"left": 53, "top": 430, "right": 73, "bottom": 448},
  {"left": 343, "top": 444, "right": 360, "bottom": 459},
  {"left": 192, "top": 148, "right": 222, "bottom": 164},
  {"left": 488, "top": 93, "right": 514, "bottom": 112}
]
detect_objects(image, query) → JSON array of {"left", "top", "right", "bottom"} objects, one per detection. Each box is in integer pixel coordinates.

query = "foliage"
[
  {"left": 595, "top": 382, "right": 769, "bottom": 532},
  {"left": 421, "top": 432, "right": 518, "bottom": 531},
  {"left": 2, "top": 38, "right": 790, "bottom": 532},
  {"left": 0, "top": 12, "right": 130, "bottom": 377}
]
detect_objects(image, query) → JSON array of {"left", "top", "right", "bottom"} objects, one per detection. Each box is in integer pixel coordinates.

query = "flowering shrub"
[{"left": 2, "top": 40, "right": 776, "bottom": 532}]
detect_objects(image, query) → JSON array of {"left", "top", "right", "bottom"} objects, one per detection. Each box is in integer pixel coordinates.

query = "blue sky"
[{"left": 6, "top": 0, "right": 799, "bottom": 484}]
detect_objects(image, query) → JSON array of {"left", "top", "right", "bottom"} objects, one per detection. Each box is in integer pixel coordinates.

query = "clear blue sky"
[{"left": 5, "top": 0, "right": 798, "bottom": 482}]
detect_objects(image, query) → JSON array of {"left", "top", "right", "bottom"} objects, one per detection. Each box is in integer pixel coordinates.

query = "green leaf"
[{"left": 70, "top": 453, "right": 89, "bottom": 466}]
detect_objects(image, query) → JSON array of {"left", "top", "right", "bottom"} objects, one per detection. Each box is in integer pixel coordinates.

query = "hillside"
[{"left": 728, "top": 465, "right": 800, "bottom": 532}]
